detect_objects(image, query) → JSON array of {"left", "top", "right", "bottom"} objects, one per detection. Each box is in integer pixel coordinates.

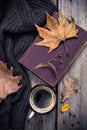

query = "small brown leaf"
[
  {"left": 61, "top": 77, "right": 79, "bottom": 103},
  {"left": 0, "top": 60, "right": 22, "bottom": 100},
  {"left": 33, "top": 62, "right": 57, "bottom": 77}
]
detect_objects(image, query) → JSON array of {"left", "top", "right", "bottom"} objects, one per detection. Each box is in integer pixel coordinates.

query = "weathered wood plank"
[
  {"left": 25, "top": 70, "right": 56, "bottom": 130},
  {"left": 58, "top": 0, "right": 87, "bottom": 130},
  {"left": 25, "top": 1, "right": 57, "bottom": 130},
  {"left": 24, "top": 0, "right": 58, "bottom": 129}
]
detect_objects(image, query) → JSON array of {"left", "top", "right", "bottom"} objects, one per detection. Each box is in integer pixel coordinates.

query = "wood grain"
[
  {"left": 25, "top": 1, "right": 57, "bottom": 129},
  {"left": 58, "top": 0, "right": 87, "bottom": 130},
  {"left": 24, "top": 71, "right": 56, "bottom": 130},
  {"left": 25, "top": 0, "right": 87, "bottom": 130}
]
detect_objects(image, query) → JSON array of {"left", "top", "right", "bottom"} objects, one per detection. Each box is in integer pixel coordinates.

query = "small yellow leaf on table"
[{"left": 61, "top": 103, "right": 71, "bottom": 113}]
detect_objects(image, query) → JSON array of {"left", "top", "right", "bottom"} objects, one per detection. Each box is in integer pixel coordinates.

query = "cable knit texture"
[{"left": 0, "top": 0, "right": 56, "bottom": 129}]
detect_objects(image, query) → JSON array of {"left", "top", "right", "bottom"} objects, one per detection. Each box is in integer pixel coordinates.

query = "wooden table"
[{"left": 25, "top": 0, "right": 87, "bottom": 130}]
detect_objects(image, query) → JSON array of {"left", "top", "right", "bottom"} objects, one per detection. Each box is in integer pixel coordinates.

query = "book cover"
[{"left": 19, "top": 12, "right": 87, "bottom": 87}]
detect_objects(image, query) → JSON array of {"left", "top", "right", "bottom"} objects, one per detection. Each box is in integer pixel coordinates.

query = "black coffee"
[{"left": 34, "top": 90, "right": 52, "bottom": 108}]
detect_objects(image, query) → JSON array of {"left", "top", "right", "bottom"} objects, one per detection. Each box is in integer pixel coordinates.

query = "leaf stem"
[{"left": 63, "top": 41, "right": 69, "bottom": 57}]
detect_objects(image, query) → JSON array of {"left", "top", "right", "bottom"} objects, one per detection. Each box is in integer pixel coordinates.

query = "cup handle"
[{"left": 28, "top": 110, "right": 35, "bottom": 119}]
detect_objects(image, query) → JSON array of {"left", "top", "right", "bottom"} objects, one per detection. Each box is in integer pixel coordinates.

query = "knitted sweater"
[{"left": 0, "top": 0, "right": 56, "bottom": 129}]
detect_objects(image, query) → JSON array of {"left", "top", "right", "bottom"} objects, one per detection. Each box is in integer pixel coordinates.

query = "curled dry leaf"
[
  {"left": 61, "top": 103, "right": 71, "bottom": 113},
  {"left": 0, "top": 60, "right": 22, "bottom": 100},
  {"left": 35, "top": 11, "right": 78, "bottom": 53},
  {"left": 61, "top": 77, "right": 79, "bottom": 103},
  {"left": 33, "top": 62, "right": 57, "bottom": 77}
]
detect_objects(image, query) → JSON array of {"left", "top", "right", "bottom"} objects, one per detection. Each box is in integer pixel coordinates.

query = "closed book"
[{"left": 19, "top": 11, "right": 87, "bottom": 87}]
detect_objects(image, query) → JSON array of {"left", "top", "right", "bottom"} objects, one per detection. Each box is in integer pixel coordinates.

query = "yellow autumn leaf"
[
  {"left": 35, "top": 11, "right": 78, "bottom": 53},
  {"left": 61, "top": 103, "right": 71, "bottom": 113}
]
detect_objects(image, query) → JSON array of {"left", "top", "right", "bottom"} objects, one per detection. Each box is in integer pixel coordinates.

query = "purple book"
[{"left": 19, "top": 12, "right": 87, "bottom": 87}]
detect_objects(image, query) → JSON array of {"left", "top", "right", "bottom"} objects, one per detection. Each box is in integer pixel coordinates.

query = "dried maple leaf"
[
  {"left": 61, "top": 77, "right": 79, "bottom": 103},
  {"left": 0, "top": 60, "right": 22, "bottom": 100},
  {"left": 35, "top": 11, "right": 78, "bottom": 53}
]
